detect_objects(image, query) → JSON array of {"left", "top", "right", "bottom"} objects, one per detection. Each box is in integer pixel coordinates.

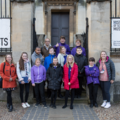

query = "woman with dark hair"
[
  {"left": 0, "top": 54, "right": 17, "bottom": 112},
  {"left": 96, "top": 51, "right": 115, "bottom": 109},
  {"left": 17, "top": 52, "right": 31, "bottom": 108}
]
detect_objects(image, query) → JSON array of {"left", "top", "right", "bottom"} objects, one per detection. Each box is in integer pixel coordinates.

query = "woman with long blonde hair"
[
  {"left": 62, "top": 55, "right": 79, "bottom": 109},
  {"left": 0, "top": 54, "right": 17, "bottom": 112}
]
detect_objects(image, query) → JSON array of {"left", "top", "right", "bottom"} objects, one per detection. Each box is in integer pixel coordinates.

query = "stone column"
[
  {"left": 87, "top": 1, "right": 112, "bottom": 103},
  {"left": 87, "top": 1, "right": 110, "bottom": 61},
  {"left": 11, "top": 1, "right": 34, "bottom": 63}
]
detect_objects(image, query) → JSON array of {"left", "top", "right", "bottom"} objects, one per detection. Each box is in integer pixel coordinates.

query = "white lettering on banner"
[
  {"left": 112, "top": 19, "right": 120, "bottom": 48},
  {"left": 0, "top": 19, "right": 10, "bottom": 48}
]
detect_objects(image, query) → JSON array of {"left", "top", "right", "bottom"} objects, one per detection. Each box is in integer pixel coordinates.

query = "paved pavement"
[
  {"left": 21, "top": 103, "right": 99, "bottom": 120},
  {"left": 1, "top": 101, "right": 120, "bottom": 120}
]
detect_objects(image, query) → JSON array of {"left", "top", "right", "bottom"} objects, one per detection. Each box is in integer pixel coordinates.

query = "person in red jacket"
[
  {"left": 62, "top": 55, "right": 79, "bottom": 109},
  {"left": 0, "top": 54, "right": 17, "bottom": 112}
]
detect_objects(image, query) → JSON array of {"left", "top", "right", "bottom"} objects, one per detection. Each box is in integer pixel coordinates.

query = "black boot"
[
  {"left": 8, "top": 105, "right": 13, "bottom": 112},
  {"left": 70, "top": 104, "right": 73, "bottom": 109},
  {"left": 6, "top": 103, "right": 10, "bottom": 109},
  {"left": 62, "top": 104, "right": 67, "bottom": 109}
]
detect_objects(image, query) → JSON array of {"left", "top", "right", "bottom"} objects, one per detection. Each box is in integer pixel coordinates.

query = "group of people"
[{"left": 0, "top": 36, "right": 115, "bottom": 112}]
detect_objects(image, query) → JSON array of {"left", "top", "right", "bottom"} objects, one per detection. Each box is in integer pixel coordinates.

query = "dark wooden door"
[{"left": 51, "top": 12, "right": 69, "bottom": 46}]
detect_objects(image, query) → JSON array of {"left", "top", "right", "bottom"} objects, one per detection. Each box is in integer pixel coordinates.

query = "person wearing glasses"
[{"left": 41, "top": 38, "right": 52, "bottom": 58}]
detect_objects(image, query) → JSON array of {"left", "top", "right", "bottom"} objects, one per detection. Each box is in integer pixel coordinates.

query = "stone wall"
[
  {"left": 11, "top": 2, "right": 34, "bottom": 63},
  {"left": 87, "top": 1, "right": 110, "bottom": 61}
]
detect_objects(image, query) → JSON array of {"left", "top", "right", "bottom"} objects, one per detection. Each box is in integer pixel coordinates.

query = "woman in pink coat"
[{"left": 62, "top": 55, "right": 79, "bottom": 109}]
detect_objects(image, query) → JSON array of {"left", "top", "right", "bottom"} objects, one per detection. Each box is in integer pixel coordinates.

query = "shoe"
[
  {"left": 25, "top": 103, "right": 30, "bottom": 107},
  {"left": 77, "top": 95, "right": 81, "bottom": 98},
  {"left": 6, "top": 103, "right": 10, "bottom": 109},
  {"left": 22, "top": 103, "right": 27, "bottom": 108},
  {"left": 62, "top": 105, "right": 67, "bottom": 109},
  {"left": 94, "top": 103, "right": 98, "bottom": 107},
  {"left": 52, "top": 104, "right": 56, "bottom": 109},
  {"left": 8, "top": 105, "right": 13, "bottom": 112},
  {"left": 90, "top": 104, "right": 93, "bottom": 108},
  {"left": 70, "top": 105, "right": 73, "bottom": 109},
  {"left": 75, "top": 95, "right": 77, "bottom": 98},
  {"left": 104, "top": 103, "right": 111, "bottom": 109},
  {"left": 47, "top": 95, "right": 51, "bottom": 99},
  {"left": 101, "top": 101, "right": 107, "bottom": 107},
  {"left": 49, "top": 104, "right": 53, "bottom": 108},
  {"left": 43, "top": 104, "right": 47, "bottom": 108},
  {"left": 35, "top": 103, "right": 39, "bottom": 107},
  {"left": 58, "top": 94, "right": 63, "bottom": 98}
]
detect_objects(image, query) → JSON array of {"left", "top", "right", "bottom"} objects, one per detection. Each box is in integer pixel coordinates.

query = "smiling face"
[
  {"left": 76, "top": 40, "right": 81, "bottom": 46},
  {"left": 60, "top": 38, "right": 65, "bottom": 44},
  {"left": 68, "top": 57, "right": 73, "bottom": 64},
  {"left": 89, "top": 61, "right": 95, "bottom": 67},
  {"left": 49, "top": 48, "right": 55, "bottom": 55},
  {"left": 6, "top": 55, "right": 12, "bottom": 63},
  {"left": 101, "top": 52, "right": 107, "bottom": 60},
  {"left": 53, "top": 58, "right": 58, "bottom": 66},
  {"left": 35, "top": 59, "right": 41, "bottom": 66},
  {"left": 22, "top": 53, "right": 28, "bottom": 61},
  {"left": 45, "top": 38, "right": 50, "bottom": 46},
  {"left": 35, "top": 48, "right": 41, "bottom": 55},
  {"left": 76, "top": 48, "right": 82, "bottom": 55},
  {"left": 61, "top": 47, "right": 66, "bottom": 54}
]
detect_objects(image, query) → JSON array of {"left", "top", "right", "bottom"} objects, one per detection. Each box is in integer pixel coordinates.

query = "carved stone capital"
[
  {"left": 11, "top": 0, "right": 34, "bottom": 2},
  {"left": 87, "top": 0, "right": 111, "bottom": 3}
]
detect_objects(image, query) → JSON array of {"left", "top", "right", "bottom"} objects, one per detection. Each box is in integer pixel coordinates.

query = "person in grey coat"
[
  {"left": 31, "top": 47, "right": 44, "bottom": 66},
  {"left": 96, "top": 51, "right": 115, "bottom": 109}
]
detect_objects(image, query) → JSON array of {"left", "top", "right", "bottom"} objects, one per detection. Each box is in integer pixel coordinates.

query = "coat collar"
[{"left": 99, "top": 56, "right": 109, "bottom": 63}]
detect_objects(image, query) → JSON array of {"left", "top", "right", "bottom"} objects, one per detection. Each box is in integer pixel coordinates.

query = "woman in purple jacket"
[
  {"left": 85, "top": 57, "right": 99, "bottom": 108},
  {"left": 31, "top": 58, "right": 47, "bottom": 108}
]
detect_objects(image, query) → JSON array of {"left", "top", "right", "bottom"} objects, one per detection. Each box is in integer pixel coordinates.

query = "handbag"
[{"left": 0, "top": 62, "right": 5, "bottom": 88}]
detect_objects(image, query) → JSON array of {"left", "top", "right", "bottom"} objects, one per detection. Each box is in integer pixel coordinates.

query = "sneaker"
[
  {"left": 101, "top": 101, "right": 107, "bottom": 107},
  {"left": 35, "top": 103, "right": 39, "bottom": 107},
  {"left": 22, "top": 103, "right": 27, "bottom": 108},
  {"left": 104, "top": 103, "right": 111, "bottom": 109},
  {"left": 25, "top": 103, "right": 30, "bottom": 107},
  {"left": 43, "top": 104, "right": 47, "bottom": 108}
]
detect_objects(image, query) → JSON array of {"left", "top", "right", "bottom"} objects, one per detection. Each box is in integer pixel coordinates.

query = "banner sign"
[
  {"left": 111, "top": 18, "right": 120, "bottom": 48},
  {"left": 0, "top": 19, "right": 10, "bottom": 48}
]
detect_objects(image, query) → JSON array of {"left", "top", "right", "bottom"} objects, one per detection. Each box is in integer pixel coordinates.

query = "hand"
[
  {"left": 90, "top": 74, "right": 91, "bottom": 76},
  {"left": 9, "top": 78, "right": 12, "bottom": 81},
  {"left": 62, "top": 79, "right": 64, "bottom": 82},
  {"left": 80, "top": 72, "right": 81, "bottom": 74},
  {"left": 56, "top": 43, "right": 59, "bottom": 47},
  {"left": 32, "top": 84, "right": 35, "bottom": 86},
  {"left": 110, "top": 80, "right": 114, "bottom": 84},
  {"left": 68, "top": 82, "right": 71, "bottom": 85},
  {"left": 21, "top": 81, "right": 25, "bottom": 84},
  {"left": 28, "top": 79, "right": 31, "bottom": 83}
]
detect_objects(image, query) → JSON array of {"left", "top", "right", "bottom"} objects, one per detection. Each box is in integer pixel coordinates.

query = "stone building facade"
[{"left": 0, "top": 0, "right": 120, "bottom": 103}]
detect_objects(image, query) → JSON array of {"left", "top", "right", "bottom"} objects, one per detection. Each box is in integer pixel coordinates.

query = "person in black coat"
[
  {"left": 74, "top": 47, "right": 87, "bottom": 98},
  {"left": 46, "top": 57, "right": 63, "bottom": 109}
]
